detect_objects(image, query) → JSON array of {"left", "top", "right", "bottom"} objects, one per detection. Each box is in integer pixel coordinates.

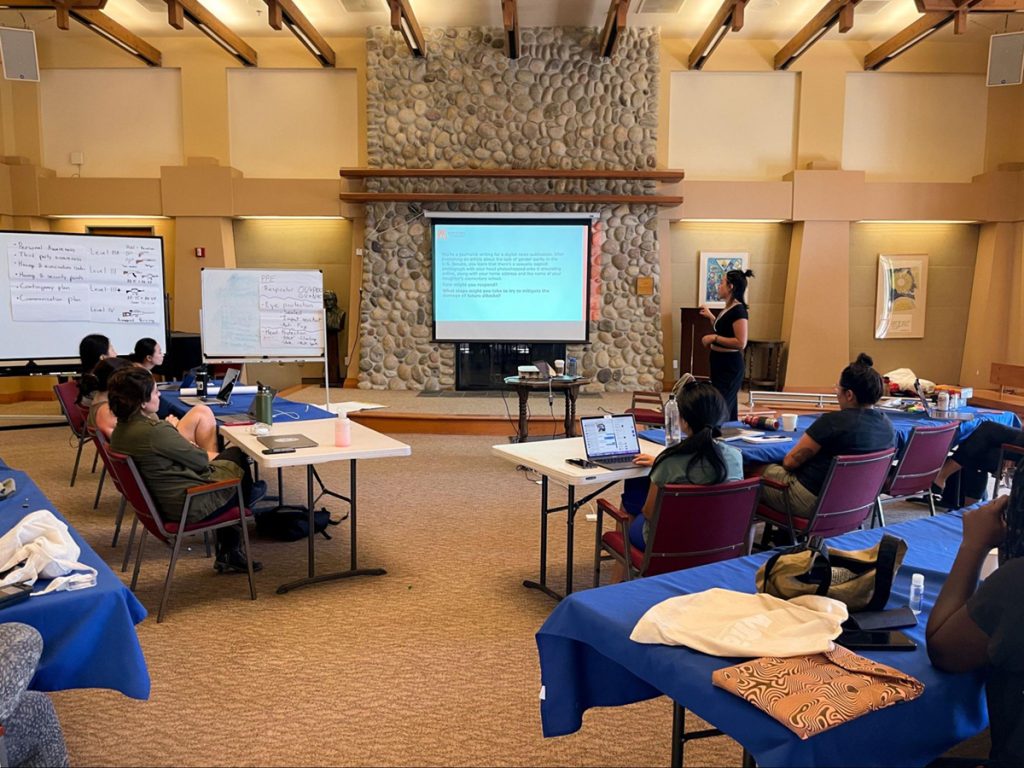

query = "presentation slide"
[{"left": 432, "top": 219, "right": 590, "bottom": 342}]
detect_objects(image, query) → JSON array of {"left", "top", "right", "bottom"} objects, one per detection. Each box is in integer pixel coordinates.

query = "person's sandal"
[{"left": 214, "top": 549, "right": 263, "bottom": 574}]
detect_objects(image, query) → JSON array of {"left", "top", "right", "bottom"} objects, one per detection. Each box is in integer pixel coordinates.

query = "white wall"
[
  {"left": 842, "top": 73, "right": 987, "bottom": 182},
  {"left": 39, "top": 68, "right": 183, "bottom": 177},
  {"left": 668, "top": 71, "right": 798, "bottom": 180},
  {"left": 227, "top": 69, "right": 358, "bottom": 179}
]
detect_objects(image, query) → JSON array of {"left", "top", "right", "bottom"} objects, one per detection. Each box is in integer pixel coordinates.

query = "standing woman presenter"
[{"left": 699, "top": 269, "right": 754, "bottom": 421}]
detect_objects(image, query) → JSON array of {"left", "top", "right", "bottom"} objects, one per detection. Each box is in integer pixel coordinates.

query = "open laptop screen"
[
  {"left": 581, "top": 415, "right": 640, "bottom": 460},
  {"left": 215, "top": 368, "right": 241, "bottom": 403}
]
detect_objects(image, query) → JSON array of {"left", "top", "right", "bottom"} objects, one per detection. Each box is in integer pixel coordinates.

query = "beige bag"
[
  {"left": 630, "top": 588, "right": 848, "bottom": 658},
  {"left": 756, "top": 535, "right": 907, "bottom": 613}
]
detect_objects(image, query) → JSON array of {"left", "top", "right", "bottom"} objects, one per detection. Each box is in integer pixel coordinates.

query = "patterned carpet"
[{"left": 0, "top": 399, "right": 939, "bottom": 766}]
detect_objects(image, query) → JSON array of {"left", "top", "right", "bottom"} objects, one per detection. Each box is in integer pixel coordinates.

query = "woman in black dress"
[{"left": 699, "top": 268, "right": 754, "bottom": 421}]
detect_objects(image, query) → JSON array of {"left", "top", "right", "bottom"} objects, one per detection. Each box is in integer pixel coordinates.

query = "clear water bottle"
[
  {"left": 909, "top": 573, "right": 925, "bottom": 615},
  {"left": 664, "top": 394, "right": 681, "bottom": 446}
]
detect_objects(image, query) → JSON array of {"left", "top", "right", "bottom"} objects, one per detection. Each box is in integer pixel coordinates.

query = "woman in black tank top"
[{"left": 699, "top": 269, "right": 753, "bottom": 421}]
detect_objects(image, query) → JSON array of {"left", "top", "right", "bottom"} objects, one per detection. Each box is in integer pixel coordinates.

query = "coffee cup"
[
  {"left": 554, "top": 359, "right": 565, "bottom": 375},
  {"left": 781, "top": 413, "right": 798, "bottom": 431}
]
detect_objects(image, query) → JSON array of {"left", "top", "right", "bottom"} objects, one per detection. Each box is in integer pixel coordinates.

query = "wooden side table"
[{"left": 504, "top": 377, "right": 591, "bottom": 442}]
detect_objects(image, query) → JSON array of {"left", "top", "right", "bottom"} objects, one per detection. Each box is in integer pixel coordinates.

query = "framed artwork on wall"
[
  {"left": 698, "top": 252, "right": 749, "bottom": 308},
  {"left": 875, "top": 254, "right": 928, "bottom": 339}
]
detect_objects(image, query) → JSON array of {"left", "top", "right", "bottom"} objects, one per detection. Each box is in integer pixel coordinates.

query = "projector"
[{"left": 518, "top": 365, "right": 542, "bottom": 380}]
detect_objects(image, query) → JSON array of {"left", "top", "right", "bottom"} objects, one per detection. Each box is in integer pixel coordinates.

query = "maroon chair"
[
  {"left": 53, "top": 381, "right": 94, "bottom": 486},
  {"left": 995, "top": 443, "right": 1024, "bottom": 494},
  {"left": 625, "top": 391, "right": 665, "bottom": 428},
  {"left": 757, "top": 448, "right": 896, "bottom": 545},
  {"left": 106, "top": 449, "right": 257, "bottom": 622},
  {"left": 90, "top": 428, "right": 134, "bottom": 547},
  {"left": 872, "top": 423, "right": 958, "bottom": 527},
  {"left": 593, "top": 478, "right": 762, "bottom": 584}
]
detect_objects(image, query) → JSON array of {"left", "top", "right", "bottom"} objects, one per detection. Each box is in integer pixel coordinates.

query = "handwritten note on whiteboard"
[{"left": 200, "top": 268, "right": 324, "bottom": 360}]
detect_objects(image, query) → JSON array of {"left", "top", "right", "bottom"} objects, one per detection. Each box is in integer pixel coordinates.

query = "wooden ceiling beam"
[
  {"left": 688, "top": 0, "right": 748, "bottom": 70},
  {"left": 599, "top": 0, "right": 630, "bottom": 58},
  {"left": 501, "top": 0, "right": 520, "bottom": 60},
  {"left": 264, "top": 0, "right": 335, "bottom": 67},
  {"left": 164, "top": 0, "right": 257, "bottom": 66},
  {"left": 864, "top": 1, "right": 981, "bottom": 70},
  {"left": 69, "top": 8, "right": 162, "bottom": 66},
  {"left": 774, "top": 0, "right": 861, "bottom": 70},
  {"left": 916, "top": 0, "right": 1024, "bottom": 9},
  {"left": 385, "top": 0, "right": 425, "bottom": 57}
]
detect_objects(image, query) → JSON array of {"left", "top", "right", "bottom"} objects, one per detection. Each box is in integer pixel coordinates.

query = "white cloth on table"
[{"left": 0, "top": 510, "right": 97, "bottom": 595}]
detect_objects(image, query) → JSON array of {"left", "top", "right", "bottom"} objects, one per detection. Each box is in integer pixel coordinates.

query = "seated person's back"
[{"left": 794, "top": 406, "right": 894, "bottom": 495}]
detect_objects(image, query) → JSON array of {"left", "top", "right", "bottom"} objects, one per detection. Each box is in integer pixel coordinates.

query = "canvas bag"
[
  {"left": 0, "top": 509, "right": 97, "bottom": 595},
  {"left": 630, "top": 588, "right": 848, "bottom": 658},
  {"left": 756, "top": 534, "right": 907, "bottom": 613}
]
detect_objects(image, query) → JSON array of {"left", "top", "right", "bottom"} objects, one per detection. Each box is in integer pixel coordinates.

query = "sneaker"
[
  {"left": 214, "top": 548, "right": 263, "bottom": 574},
  {"left": 248, "top": 480, "right": 268, "bottom": 506}
]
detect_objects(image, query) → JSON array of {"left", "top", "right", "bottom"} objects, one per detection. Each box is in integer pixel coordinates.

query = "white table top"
[
  {"left": 492, "top": 437, "right": 666, "bottom": 488},
  {"left": 221, "top": 419, "right": 411, "bottom": 469}
]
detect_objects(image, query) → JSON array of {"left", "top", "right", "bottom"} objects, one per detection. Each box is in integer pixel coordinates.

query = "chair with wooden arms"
[
  {"left": 625, "top": 391, "right": 665, "bottom": 428},
  {"left": 995, "top": 442, "right": 1024, "bottom": 494},
  {"left": 593, "top": 478, "right": 762, "bottom": 584},
  {"left": 106, "top": 450, "right": 256, "bottom": 623},
  {"left": 52, "top": 381, "right": 94, "bottom": 487},
  {"left": 756, "top": 448, "right": 896, "bottom": 546},
  {"left": 872, "top": 423, "right": 958, "bottom": 527}
]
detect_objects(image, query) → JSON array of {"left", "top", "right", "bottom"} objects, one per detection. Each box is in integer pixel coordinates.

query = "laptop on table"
[
  {"left": 581, "top": 414, "right": 641, "bottom": 470},
  {"left": 179, "top": 367, "right": 240, "bottom": 407}
]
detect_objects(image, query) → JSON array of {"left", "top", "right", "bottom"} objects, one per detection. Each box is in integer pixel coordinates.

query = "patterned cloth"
[
  {"left": 0, "top": 623, "right": 69, "bottom": 767},
  {"left": 712, "top": 644, "right": 924, "bottom": 740}
]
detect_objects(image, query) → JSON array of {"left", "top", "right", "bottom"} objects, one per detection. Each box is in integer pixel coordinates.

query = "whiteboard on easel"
[{"left": 200, "top": 268, "right": 324, "bottom": 361}]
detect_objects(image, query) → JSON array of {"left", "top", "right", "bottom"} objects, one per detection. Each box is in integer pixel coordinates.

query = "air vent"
[
  {"left": 135, "top": 0, "right": 167, "bottom": 12},
  {"left": 858, "top": 0, "right": 891, "bottom": 14},
  {"left": 339, "top": 0, "right": 383, "bottom": 11},
  {"left": 635, "top": 0, "right": 686, "bottom": 14}
]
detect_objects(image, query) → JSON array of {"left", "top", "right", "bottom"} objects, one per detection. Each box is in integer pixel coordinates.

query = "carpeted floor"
[{"left": 0, "top": 397, "right": 940, "bottom": 766}]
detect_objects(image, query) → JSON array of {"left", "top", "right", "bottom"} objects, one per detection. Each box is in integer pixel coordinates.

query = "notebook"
[
  {"left": 581, "top": 414, "right": 641, "bottom": 470},
  {"left": 179, "top": 368, "right": 240, "bottom": 407},
  {"left": 257, "top": 434, "right": 318, "bottom": 450}
]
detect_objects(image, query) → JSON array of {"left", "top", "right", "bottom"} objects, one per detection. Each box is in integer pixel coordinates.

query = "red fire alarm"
[{"left": 195, "top": 247, "right": 205, "bottom": 258}]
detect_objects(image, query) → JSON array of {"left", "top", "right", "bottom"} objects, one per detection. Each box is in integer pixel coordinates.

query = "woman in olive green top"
[{"left": 108, "top": 366, "right": 263, "bottom": 573}]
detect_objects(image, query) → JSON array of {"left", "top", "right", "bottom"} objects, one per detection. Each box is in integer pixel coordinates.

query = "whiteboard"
[
  {"left": 200, "top": 268, "right": 324, "bottom": 361},
  {"left": 0, "top": 231, "right": 166, "bottom": 362}
]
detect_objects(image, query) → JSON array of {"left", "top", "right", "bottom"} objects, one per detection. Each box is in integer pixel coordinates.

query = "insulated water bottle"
[{"left": 254, "top": 383, "right": 273, "bottom": 427}]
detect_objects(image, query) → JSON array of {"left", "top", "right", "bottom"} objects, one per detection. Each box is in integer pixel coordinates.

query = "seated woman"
[
  {"left": 759, "top": 353, "right": 895, "bottom": 520},
  {"left": 78, "top": 333, "right": 115, "bottom": 377},
  {"left": 107, "top": 367, "right": 264, "bottom": 573},
  {"left": 619, "top": 382, "right": 744, "bottom": 575},
  {"left": 932, "top": 421, "right": 1024, "bottom": 505},
  {"left": 81, "top": 358, "right": 219, "bottom": 452},
  {"left": 927, "top": 467, "right": 1024, "bottom": 767},
  {"left": 128, "top": 337, "right": 164, "bottom": 372}
]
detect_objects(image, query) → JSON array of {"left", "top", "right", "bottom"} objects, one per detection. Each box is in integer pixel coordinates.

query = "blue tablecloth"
[
  {"left": 640, "top": 406, "right": 1021, "bottom": 465},
  {"left": 0, "top": 459, "right": 150, "bottom": 699},
  {"left": 536, "top": 510, "right": 988, "bottom": 767},
  {"left": 162, "top": 387, "right": 335, "bottom": 423}
]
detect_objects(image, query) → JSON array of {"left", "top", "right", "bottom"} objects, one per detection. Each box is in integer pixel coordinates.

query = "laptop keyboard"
[{"left": 598, "top": 455, "right": 637, "bottom": 464}]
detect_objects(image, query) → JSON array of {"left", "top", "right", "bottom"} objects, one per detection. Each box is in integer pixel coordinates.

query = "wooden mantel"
[{"left": 338, "top": 167, "right": 685, "bottom": 206}]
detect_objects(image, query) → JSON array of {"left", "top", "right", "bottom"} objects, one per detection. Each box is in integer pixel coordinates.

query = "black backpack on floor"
[{"left": 255, "top": 509, "right": 341, "bottom": 542}]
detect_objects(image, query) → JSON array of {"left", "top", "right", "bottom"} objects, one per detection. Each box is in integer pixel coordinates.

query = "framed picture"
[
  {"left": 875, "top": 254, "right": 928, "bottom": 339},
  {"left": 698, "top": 252, "right": 749, "bottom": 308}
]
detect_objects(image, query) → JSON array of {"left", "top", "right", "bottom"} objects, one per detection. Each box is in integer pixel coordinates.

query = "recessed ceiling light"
[
  {"left": 338, "top": 0, "right": 383, "bottom": 12},
  {"left": 635, "top": 0, "right": 686, "bottom": 14}
]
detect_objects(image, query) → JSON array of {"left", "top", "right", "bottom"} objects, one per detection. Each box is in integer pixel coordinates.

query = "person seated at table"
[
  {"left": 758, "top": 353, "right": 895, "bottom": 520},
  {"left": 81, "top": 358, "right": 219, "bottom": 453},
  {"left": 107, "top": 366, "right": 264, "bottom": 573},
  {"left": 927, "top": 466, "right": 1024, "bottom": 767},
  {"left": 78, "top": 333, "right": 116, "bottom": 377},
  {"left": 615, "top": 382, "right": 743, "bottom": 579},
  {"left": 932, "top": 422, "right": 1024, "bottom": 505},
  {"left": 128, "top": 337, "right": 164, "bottom": 371}
]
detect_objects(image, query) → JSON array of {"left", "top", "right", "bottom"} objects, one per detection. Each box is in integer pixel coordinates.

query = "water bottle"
[
  {"left": 196, "top": 365, "right": 209, "bottom": 399},
  {"left": 664, "top": 394, "right": 681, "bottom": 446},
  {"left": 909, "top": 573, "right": 925, "bottom": 615},
  {"left": 254, "top": 383, "right": 273, "bottom": 427},
  {"left": 334, "top": 412, "right": 351, "bottom": 447}
]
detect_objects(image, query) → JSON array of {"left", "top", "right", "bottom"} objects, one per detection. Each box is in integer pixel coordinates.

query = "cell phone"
[
  {"left": 262, "top": 447, "right": 297, "bottom": 455},
  {"left": 0, "top": 582, "right": 32, "bottom": 609},
  {"left": 565, "top": 458, "right": 596, "bottom": 469},
  {"left": 836, "top": 629, "right": 917, "bottom": 652}
]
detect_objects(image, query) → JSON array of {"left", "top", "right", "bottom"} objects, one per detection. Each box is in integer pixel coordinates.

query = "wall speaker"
[
  {"left": 0, "top": 28, "right": 39, "bottom": 82},
  {"left": 987, "top": 31, "right": 1024, "bottom": 88}
]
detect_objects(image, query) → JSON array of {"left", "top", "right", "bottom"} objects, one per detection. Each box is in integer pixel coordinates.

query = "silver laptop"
[
  {"left": 180, "top": 367, "right": 240, "bottom": 407},
  {"left": 581, "top": 414, "right": 641, "bottom": 470}
]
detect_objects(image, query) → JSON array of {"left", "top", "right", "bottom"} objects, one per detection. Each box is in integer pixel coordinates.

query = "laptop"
[
  {"left": 580, "top": 414, "right": 641, "bottom": 470},
  {"left": 531, "top": 361, "right": 552, "bottom": 380},
  {"left": 180, "top": 367, "right": 240, "bottom": 407},
  {"left": 218, "top": 382, "right": 279, "bottom": 426},
  {"left": 257, "top": 434, "right": 318, "bottom": 450}
]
